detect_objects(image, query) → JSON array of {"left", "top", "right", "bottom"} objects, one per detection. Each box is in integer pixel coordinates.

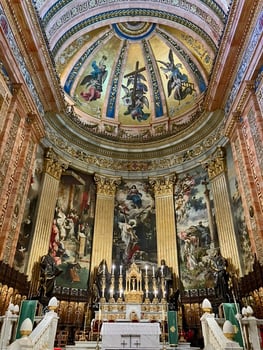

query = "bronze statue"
[
  {"left": 39, "top": 249, "right": 62, "bottom": 299},
  {"left": 211, "top": 250, "right": 230, "bottom": 301}
]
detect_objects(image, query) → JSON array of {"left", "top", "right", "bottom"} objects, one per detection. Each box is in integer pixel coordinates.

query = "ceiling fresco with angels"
[{"left": 33, "top": 0, "right": 231, "bottom": 134}]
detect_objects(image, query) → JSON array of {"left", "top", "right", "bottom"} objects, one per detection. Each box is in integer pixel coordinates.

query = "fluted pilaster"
[
  {"left": 149, "top": 174, "right": 179, "bottom": 277},
  {"left": 90, "top": 174, "right": 121, "bottom": 278},
  {"left": 26, "top": 148, "right": 68, "bottom": 280},
  {"left": 206, "top": 147, "right": 242, "bottom": 274}
]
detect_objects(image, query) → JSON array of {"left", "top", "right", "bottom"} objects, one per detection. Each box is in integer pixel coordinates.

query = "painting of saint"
[
  {"left": 175, "top": 170, "right": 218, "bottom": 289},
  {"left": 48, "top": 171, "right": 96, "bottom": 289},
  {"left": 113, "top": 182, "right": 156, "bottom": 270}
]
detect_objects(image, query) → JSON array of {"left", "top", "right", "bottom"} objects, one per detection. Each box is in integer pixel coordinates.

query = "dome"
[{"left": 32, "top": 1, "right": 232, "bottom": 176}]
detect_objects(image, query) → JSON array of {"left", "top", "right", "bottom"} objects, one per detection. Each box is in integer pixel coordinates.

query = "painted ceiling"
[{"left": 33, "top": 0, "right": 231, "bottom": 140}]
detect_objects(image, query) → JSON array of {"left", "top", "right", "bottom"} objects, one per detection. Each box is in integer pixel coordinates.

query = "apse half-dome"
[
  {"left": 57, "top": 21, "right": 213, "bottom": 136},
  {"left": 36, "top": 2, "right": 229, "bottom": 141}
]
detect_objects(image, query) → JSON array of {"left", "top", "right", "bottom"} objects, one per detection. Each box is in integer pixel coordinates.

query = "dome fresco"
[{"left": 33, "top": 1, "right": 231, "bottom": 141}]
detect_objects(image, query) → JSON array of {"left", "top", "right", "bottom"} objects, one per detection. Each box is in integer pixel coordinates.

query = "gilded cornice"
[
  {"left": 149, "top": 174, "right": 176, "bottom": 196},
  {"left": 224, "top": 110, "right": 241, "bottom": 139},
  {"left": 94, "top": 174, "right": 121, "bottom": 196},
  {"left": 61, "top": 102, "right": 210, "bottom": 151},
  {"left": 4, "top": 0, "right": 64, "bottom": 111},
  {"left": 224, "top": 2, "right": 262, "bottom": 115},
  {"left": 204, "top": 0, "right": 239, "bottom": 109},
  {"left": 43, "top": 148, "right": 68, "bottom": 180},
  {"left": 26, "top": 112, "right": 45, "bottom": 142},
  {"left": 43, "top": 109, "right": 225, "bottom": 172},
  {"left": 205, "top": 0, "right": 261, "bottom": 111},
  {"left": 10, "top": 85, "right": 45, "bottom": 139},
  {"left": 224, "top": 81, "right": 255, "bottom": 138},
  {"left": 236, "top": 81, "right": 255, "bottom": 112}
]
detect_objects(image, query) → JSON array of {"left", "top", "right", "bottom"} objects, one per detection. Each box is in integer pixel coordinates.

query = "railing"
[
  {"left": 201, "top": 299, "right": 263, "bottom": 350},
  {"left": 241, "top": 317, "right": 263, "bottom": 350},
  {"left": 201, "top": 313, "right": 242, "bottom": 350},
  {"left": 0, "top": 314, "right": 19, "bottom": 349},
  {"left": 6, "top": 309, "right": 58, "bottom": 350}
]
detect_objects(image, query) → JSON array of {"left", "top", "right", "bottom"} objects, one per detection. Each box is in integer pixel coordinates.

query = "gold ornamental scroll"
[
  {"left": 206, "top": 147, "right": 242, "bottom": 274},
  {"left": 149, "top": 175, "right": 179, "bottom": 277},
  {"left": 26, "top": 148, "right": 68, "bottom": 280},
  {"left": 90, "top": 174, "right": 121, "bottom": 278}
]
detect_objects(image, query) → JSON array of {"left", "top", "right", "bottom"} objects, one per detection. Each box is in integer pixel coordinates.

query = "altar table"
[{"left": 101, "top": 322, "right": 161, "bottom": 350}]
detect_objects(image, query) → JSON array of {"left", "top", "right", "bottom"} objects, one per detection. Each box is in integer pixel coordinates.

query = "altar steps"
[{"left": 64, "top": 341, "right": 201, "bottom": 350}]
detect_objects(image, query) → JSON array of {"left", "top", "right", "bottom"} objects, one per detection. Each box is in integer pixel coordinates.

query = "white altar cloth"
[{"left": 101, "top": 322, "right": 161, "bottom": 349}]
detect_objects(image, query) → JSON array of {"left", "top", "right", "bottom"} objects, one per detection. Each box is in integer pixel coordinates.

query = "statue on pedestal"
[
  {"left": 156, "top": 259, "right": 173, "bottom": 299},
  {"left": 168, "top": 288, "right": 180, "bottom": 311},
  {"left": 38, "top": 249, "right": 62, "bottom": 307},
  {"left": 211, "top": 250, "right": 230, "bottom": 302}
]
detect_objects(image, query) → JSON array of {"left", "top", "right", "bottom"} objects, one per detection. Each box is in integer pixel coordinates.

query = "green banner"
[
  {"left": 16, "top": 300, "right": 37, "bottom": 339},
  {"left": 223, "top": 303, "right": 243, "bottom": 347},
  {"left": 168, "top": 310, "right": 178, "bottom": 346}
]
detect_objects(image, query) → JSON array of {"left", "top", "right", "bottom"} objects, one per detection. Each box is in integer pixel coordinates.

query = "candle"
[
  {"left": 120, "top": 265, "right": 122, "bottom": 275},
  {"left": 145, "top": 265, "right": 148, "bottom": 276},
  {"left": 112, "top": 264, "right": 115, "bottom": 275},
  {"left": 152, "top": 266, "right": 155, "bottom": 276}
]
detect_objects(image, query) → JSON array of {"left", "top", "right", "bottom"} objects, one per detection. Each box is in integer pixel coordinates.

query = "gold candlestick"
[
  {"left": 109, "top": 273, "right": 115, "bottom": 302},
  {"left": 118, "top": 274, "right": 123, "bottom": 302}
]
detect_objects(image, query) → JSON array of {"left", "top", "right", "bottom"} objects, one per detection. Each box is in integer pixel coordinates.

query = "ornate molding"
[
  {"left": 26, "top": 112, "right": 45, "bottom": 141},
  {"left": 224, "top": 110, "right": 241, "bottom": 138},
  {"left": 94, "top": 174, "right": 121, "bottom": 196},
  {"left": 44, "top": 111, "right": 225, "bottom": 177}
]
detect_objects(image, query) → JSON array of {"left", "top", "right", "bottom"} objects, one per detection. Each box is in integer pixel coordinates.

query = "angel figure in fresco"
[
  {"left": 80, "top": 55, "right": 108, "bottom": 101},
  {"left": 122, "top": 61, "right": 150, "bottom": 121},
  {"left": 158, "top": 49, "right": 194, "bottom": 102}
]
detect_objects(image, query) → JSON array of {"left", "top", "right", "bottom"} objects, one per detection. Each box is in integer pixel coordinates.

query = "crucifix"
[
  {"left": 134, "top": 339, "right": 141, "bottom": 348},
  {"left": 121, "top": 338, "right": 128, "bottom": 348},
  {"left": 124, "top": 61, "right": 146, "bottom": 108}
]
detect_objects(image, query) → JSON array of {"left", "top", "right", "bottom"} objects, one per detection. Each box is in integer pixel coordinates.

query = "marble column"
[
  {"left": 90, "top": 174, "right": 121, "bottom": 279},
  {"left": 206, "top": 147, "right": 242, "bottom": 274},
  {"left": 149, "top": 175, "right": 179, "bottom": 277},
  {"left": 26, "top": 148, "right": 68, "bottom": 281}
]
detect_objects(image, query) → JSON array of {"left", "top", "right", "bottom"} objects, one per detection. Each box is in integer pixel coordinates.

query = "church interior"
[{"left": 0, "top": 0, "right": 262, "bottom": 348}]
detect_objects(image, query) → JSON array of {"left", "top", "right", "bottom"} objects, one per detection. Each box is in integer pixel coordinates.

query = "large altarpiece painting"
[
  {"left": 112, "top": 181, "right": 157, "bottom": 271},
  {"left": 49, "top": 170, "right": 96, "bottom": 289},
  {"left": 175, "top": 168, "right": 218, "bottom": 289}
]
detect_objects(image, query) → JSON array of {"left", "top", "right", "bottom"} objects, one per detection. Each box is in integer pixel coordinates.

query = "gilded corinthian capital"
[
  {"left": 205, "top": 147, "right": 226, "bottom": 180},
  {"left": 149, "top": 174, "right": 176, "bottom": 195},
  {"left": 94, "top": 174, "right": 121, "bottom": 196},
  {"left": 43, "top": 147, "right": 68, "bottom": 180}
]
